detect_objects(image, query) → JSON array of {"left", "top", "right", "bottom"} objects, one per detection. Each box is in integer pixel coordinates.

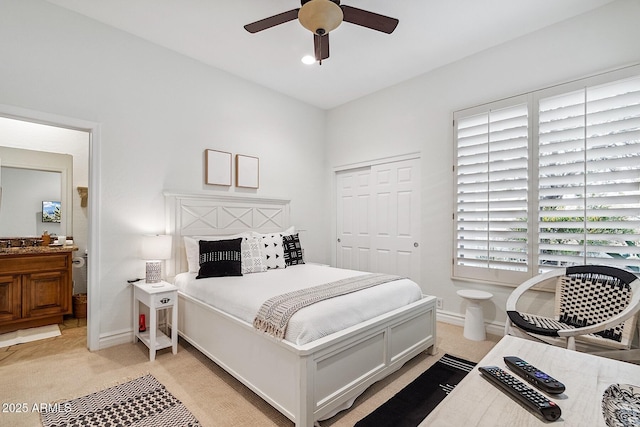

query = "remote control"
[
  {"left": 479, "top": 366, "right": 562, "bottom": 422},
  {"left": 504, "top": 356, "right": 565, "bottom": 394}
]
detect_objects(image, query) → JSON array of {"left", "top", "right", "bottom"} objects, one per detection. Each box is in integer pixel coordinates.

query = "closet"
[{"left": 335, "top": 157, "right": 421, "bottom": 282}]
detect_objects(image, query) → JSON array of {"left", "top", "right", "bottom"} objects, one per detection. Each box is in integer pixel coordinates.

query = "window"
[
  {"left": 454, "top": 98, "right": 531, "bottom": 285},
  {"left": 454, "top": 67, "right": 640, "bottom": 285}
]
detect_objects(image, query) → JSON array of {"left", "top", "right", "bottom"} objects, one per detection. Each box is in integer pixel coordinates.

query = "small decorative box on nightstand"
[{"left": 132, "top": 281, "right": 178, "bottom": 361}]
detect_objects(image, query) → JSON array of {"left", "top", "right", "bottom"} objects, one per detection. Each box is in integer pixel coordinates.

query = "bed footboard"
[{"left": 177, "top": 292, "right": 437, "bottom": 427}]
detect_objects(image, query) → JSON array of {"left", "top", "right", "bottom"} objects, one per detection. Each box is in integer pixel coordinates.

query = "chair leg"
[
  {"left": 504, "top": 319, "right": 512, "bottom": 336},
  {"left": 567, "top": 336, "right": 576, "bottom": 351}
]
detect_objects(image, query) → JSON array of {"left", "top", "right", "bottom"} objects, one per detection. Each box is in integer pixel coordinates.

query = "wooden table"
[{"left": 421, "top": 335, "right": 640, "bottom": 426}]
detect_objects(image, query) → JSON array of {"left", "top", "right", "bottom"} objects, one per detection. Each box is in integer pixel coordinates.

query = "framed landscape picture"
[{"left": 42, "top": 201, "right": 61, "bottom": 223}]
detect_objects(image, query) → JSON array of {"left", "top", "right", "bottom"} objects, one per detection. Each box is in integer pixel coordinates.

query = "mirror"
[{"left": 0, "top": 146, "right": 73, "bottom": 237}]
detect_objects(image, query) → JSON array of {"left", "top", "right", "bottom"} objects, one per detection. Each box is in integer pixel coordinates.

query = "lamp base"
[{"left": 145, "top": 260, "right": 162, "bottom": 284}]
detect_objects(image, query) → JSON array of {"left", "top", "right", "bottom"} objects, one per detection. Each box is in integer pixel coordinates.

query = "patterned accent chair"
[{"left": 505, "top": 265, "right": 640, "bottom": 361}]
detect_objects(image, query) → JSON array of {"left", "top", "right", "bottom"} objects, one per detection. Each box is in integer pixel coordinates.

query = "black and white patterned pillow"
[
  {"left": 184, "top": 232, "right": 249, "bottom": 273},
  {"left": 196, "top": 238, "right": 243, "bottom": 278},
  {"left": 241, "top": 236, "right": 267, "bottom": 274},
  {"left": 260, "top": 233, "right": 286, "bottom": 269},
  {"left": 282, "top": 233, "right": 304, "bottom": 266}
]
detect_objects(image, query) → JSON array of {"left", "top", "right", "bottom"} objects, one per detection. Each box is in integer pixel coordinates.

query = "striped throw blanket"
[{"left": 253, "top": 273, "right": 402, "bottom": 339}]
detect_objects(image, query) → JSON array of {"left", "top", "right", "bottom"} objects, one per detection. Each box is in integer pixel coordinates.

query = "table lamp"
[{"left": 141, "top": 234, "right": 172, "bottom": 286}]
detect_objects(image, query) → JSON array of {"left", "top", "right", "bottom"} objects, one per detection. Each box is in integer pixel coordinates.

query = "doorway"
[
  {"left": 0, "top": 105, "right": 99, "bottom": 350},
  {"left": 335, "top": 156, "right": 421, "bottom": 283}
]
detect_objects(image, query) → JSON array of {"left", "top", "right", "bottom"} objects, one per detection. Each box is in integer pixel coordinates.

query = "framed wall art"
[
  {"left": 236, "top": 154, "right": 259, "bottom": 189},
  {"left": 205, "top": 149, "right": 232, "bottom": 186},
  {"left": 42, "top": 200, "right": 61, "bottom": 223}
]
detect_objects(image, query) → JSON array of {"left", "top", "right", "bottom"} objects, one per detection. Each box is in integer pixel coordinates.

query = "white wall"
[
  {"left": 0, "top": 0, "right": 328, "bottom": 347},
  {"left": 326, "top": 0, "right": 640, "bottom": 330}
]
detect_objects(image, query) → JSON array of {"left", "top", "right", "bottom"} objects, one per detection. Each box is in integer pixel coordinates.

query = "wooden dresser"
[{"left": 0, "top": 247, "right": 76, "bottom": 334}]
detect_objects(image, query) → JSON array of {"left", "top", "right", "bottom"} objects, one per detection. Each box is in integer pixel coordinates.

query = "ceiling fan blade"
[
  {"left": 341, "top": 5, "right": 399, "bottom": 34},
  {"left": 244, "top": 9, "right": 299, "bottom": 33},
  {"left": 314, "top": 33, "right": 329, "bottom": 62}
]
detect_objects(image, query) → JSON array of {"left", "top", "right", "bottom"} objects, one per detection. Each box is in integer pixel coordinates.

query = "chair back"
[{"left": 554, "top": 265, "right": 639, "bottom": 349}]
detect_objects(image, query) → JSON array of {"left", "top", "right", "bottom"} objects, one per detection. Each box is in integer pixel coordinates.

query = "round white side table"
[{"left": 457, "top": 289, "right": 493, "bottom": 341}]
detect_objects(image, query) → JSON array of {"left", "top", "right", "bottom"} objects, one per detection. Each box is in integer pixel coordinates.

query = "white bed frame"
[{"left": 164, "top": 192, "right": 437, "bottom": 427}]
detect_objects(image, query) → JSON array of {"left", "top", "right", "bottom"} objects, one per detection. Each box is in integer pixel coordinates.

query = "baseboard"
[
  {"left": 436, "top": 310, "right": 505, "bottom": 338},
  {"left": 98, "top": 328, "right": 133, "bottom": 349}
]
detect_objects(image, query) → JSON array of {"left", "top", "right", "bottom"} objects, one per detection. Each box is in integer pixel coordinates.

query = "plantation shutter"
[
  {"left": 538, "top": 75, "right": 640, "bottom": 269},
  {"left": 454, "top": 101, "right": 530, "bottom": 283}
]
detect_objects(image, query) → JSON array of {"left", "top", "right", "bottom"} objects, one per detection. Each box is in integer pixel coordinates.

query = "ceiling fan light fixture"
[{"left": 298, "top": 0, "right": 343, "bottom": 35}]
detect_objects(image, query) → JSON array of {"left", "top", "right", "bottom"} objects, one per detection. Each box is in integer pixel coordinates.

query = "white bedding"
[{"left": 174, "top": 264, "right": 423, "bottom": 345}]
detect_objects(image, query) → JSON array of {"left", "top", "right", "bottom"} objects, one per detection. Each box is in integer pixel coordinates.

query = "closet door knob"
[{"left": 414, "top": 242, "right": 419, "bottom": 247}]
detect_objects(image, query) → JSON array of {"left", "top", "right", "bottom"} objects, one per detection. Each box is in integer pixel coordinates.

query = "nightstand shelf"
[
  {"left": 132, "top": 281, "right": 178, "bottom": 361},
  {"left": 137, "top": 330, "right": 173, "bottom": 350}
]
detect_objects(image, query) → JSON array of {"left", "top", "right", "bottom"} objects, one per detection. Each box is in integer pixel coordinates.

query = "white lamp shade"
[{"left": 141, "top": 234, "right": 172, "bottom": 260}]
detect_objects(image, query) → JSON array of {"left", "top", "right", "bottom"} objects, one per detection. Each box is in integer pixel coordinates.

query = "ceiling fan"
[{"left": 244, "top": 0, "right": 399, "bottom": 64}]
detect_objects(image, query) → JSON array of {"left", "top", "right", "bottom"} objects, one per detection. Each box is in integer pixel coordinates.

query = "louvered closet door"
[{"left": 336, "top": 158, "right": 421, "bottom": 282}]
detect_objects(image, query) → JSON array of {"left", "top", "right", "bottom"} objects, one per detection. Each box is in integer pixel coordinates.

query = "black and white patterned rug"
[{"left": 41, "top": 374, "right": 200, "bottom": 427}]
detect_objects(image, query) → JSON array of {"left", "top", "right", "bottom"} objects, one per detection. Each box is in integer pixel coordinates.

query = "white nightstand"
[{"left": 132, "top": 281, "right": 178, "bottom": 361}]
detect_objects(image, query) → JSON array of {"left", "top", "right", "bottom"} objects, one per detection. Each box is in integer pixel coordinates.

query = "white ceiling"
[{"left": 44, "top": 0, "right": 614, "bottom": 109}]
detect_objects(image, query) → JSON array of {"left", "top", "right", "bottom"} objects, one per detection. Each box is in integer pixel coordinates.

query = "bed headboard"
[{"left": 164, "top": 192, "right": 290, "bottom": 278}]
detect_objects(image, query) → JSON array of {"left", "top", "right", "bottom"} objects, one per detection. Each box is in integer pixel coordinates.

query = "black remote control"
[
  {"left": 479, "top": 366, "right": 562, "bottom": 422},
  {"left": 504, "top": 356, "right": 565, "bottom": 395}
]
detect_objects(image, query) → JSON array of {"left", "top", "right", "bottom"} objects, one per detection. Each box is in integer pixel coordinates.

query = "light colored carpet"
[
  {"left": 0, "top": 325, "right": 61, "bottom": 349},
  {"left": 0, "top": 319, "right": 500, "bottom": 427}
]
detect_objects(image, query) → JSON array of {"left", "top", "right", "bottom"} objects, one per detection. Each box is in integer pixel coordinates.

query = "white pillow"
[
  {"left": 241, "top": 236, "right": 267, "bottom": 274},
  {"left": 258, "top": 232, "right": 287, "bottom": 270},
  {"left": 184, "top": 233, "right": 250, "bottom": 273},
  {"left": 251, "top": 226, "right": 295, "bottom": 239}
]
